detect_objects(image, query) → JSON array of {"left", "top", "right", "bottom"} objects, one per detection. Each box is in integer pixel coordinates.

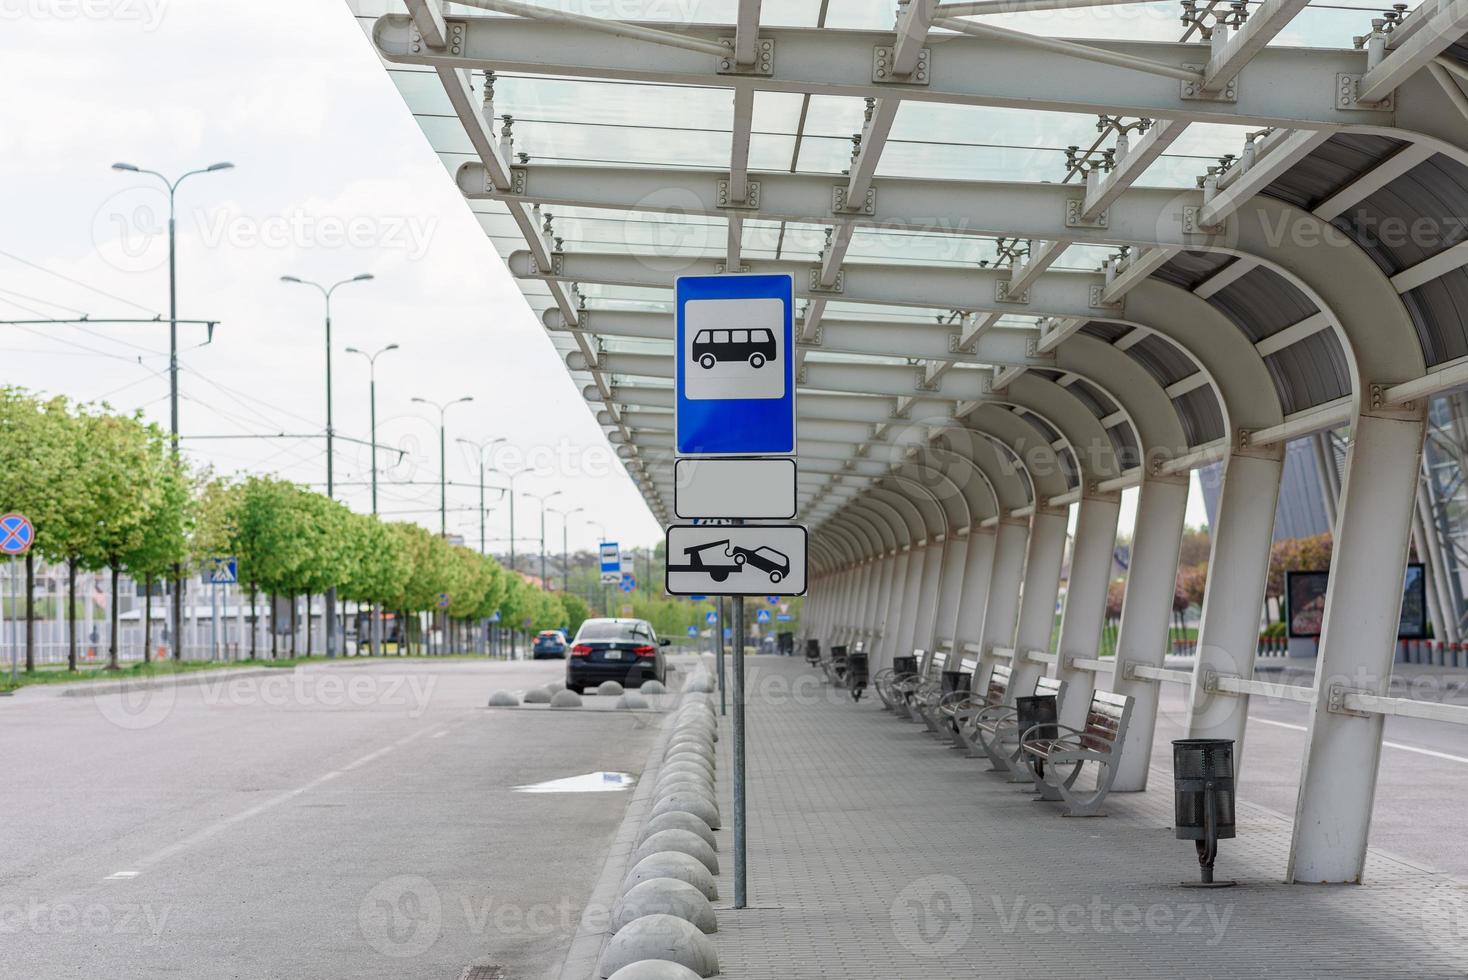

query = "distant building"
[{"left": 1198, "top": 436, "right": 1330, "bottom": 541}]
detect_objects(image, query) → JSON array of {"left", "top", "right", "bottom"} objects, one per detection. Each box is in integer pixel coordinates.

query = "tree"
[
  {"left": 121, "top": 427, "right": 190, "bottom": 665},
  {"left": 0, "top": 390, "right": 75, "bottom": 672},
  {"left": 76, "top": 410, "right": 164, "bottom": 670}
]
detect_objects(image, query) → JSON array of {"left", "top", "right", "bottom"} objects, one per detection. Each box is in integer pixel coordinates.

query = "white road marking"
[
  {"left": 342, "top": 746, "right": 395, "bottom": 771},
  {"left": 104, "top": 871, "right": 139, "bottom": 880},
  {"left": 1251, "top": 715, "right": 1468, "bottom": 765},
  {"left": 432, "top": 730, "right": 448, "bottom": 738}
]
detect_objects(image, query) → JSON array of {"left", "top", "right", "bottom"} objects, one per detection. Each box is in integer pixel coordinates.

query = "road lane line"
[{"left": 1251, "top": 715, "right": 1468, "bottom": 764}]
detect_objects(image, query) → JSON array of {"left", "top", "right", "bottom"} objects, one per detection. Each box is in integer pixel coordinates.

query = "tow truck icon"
[{"left": 667, "top": 539, "right": 790, "bottom": 585}]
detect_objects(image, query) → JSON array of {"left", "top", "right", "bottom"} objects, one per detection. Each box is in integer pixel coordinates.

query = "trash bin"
[
  {"left": 1172, "top": 738, "right": 1237, "bottom": 887},
  {"left": 940, "top": 670, "right": 969, "bottom": 697},
  {"left": 891, "top": 655, "right": 918, "bottom": 677},
  {"left": 1015, "top": 694, "right": 1058, "bottom": 776},
  {"left": 777, "top": 631, "right": 794, "bottom": 656},
  {"left": 805, "top": 638, "right": 822, "bottom": 665},
  {"left": 846, "top": 651, "right": 869, "bottom": 702}
]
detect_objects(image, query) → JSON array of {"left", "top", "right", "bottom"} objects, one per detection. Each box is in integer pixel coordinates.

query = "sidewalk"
[{"left": 703, "top": 656, "right": 1468, "bottom": 980}]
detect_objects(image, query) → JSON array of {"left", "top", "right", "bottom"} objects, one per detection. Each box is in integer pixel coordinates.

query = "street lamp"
[
  {"left": 346, "top": 343, "right": 398, "bottom": 656},
  {"left": 344, "top": 344, "right": 399, "bottom": 517},
  {"left": 457, "top": 436, "right": 508, "bottom": 555},
  {"left": 411, "top": 395, "right": 475, "bottom": 537},
  {"left": 111, "top": 159, "right": 234, "bottom": 663},
  {"left": 548, "top": 505, "right": 584, "bottom": 593},
  {"left": 522, "top": 490, "right": 563, "bottom": 589},
  {"left": 492, "top": 466, "right": 531, "bottom": 576},
  {"left": 280, "top": 271, "right": 375, "bottom": 659}
]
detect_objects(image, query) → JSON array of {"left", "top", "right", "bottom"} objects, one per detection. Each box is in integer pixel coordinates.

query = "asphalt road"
[
  {"left": 1150, "top": 664, "right": 1468, "bottom": 879},
  {"left": 0, "top": 659, "right": 662, "bottom": 980}
]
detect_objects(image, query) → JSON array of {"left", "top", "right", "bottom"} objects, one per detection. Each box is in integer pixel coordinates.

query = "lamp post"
[
  {"left": 346, "top": 343, "right": 398, "bottom": 656},
  {"left": 412, "top": 395, "right": 472, "bottom": 656},
  {"left": 548, "top": 505, "right": 584, "bottom": 594},
  {"left": 457, "top": 436, "right": 507, "bottom": 555},
  {"left": 523, "top": 490, "right": 563, "bottom": 589},
  {"left": 110, "top": 159, "right": 233, "bottom": 662},
  {"left": 281, "top": 272, "right": 375, "bottom": 659},
  {"left": 493, "top": 467, "right": 530, "bottom": 576},
  {"left": 411, "top": 395, "right": 475, "bottom": 538}
]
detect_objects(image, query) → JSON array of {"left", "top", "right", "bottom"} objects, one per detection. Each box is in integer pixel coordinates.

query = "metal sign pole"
[
  {"left": 732, "top": 593, "right": 747, "bottom": 909},
  {"left": 7, "top": 556, "right": 15, "bottom": 684},
  {"left": 716, "top": 596, "right": 727, "bottom": 717}
]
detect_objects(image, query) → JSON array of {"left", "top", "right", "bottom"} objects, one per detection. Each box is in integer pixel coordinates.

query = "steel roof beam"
[
  {"left": 545, "top": 306, "right": 1051, "bottom": 366},
  {"left": 1356, "top": 0, "right": 1468, "bottom": 105},
  {"left": 516, "top": 250, "right": 1110, "bottom": 320},
  {"left": 374, "top": 15, "right": 1384, "bottom": 128},
  {"left": 470, "top": 164, "right": 1222, "bottom": 251}
]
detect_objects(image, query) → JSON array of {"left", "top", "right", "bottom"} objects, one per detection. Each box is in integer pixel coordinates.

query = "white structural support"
[{"left": 1289, "top": 407, "right": 1429, "bottom": 883}]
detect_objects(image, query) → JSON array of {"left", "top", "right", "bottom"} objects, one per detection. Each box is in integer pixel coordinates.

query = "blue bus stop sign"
[
  {"left": 687, "top": 625, "right": 698, "bottom": 637},
  {"left": 705, "top": 610, "right": 718, "bottom": 625},
  {"left": 756, "top": 609, "right": 771, "bottom": 624},
  {"left": 675, "top": 274, "right": 795, "bottom": 456},
  {"left": 0, "top": 513, "right": 33, "bottom": 556}
]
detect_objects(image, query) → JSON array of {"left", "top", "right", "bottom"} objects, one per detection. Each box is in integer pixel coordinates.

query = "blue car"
[{"left": 532, "top": 629, "right": 568, "bottom": 659}]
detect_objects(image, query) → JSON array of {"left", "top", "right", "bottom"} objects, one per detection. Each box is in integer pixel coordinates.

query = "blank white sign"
[{"left": 674, "top": 457, "right": 796, "bottom": 520}]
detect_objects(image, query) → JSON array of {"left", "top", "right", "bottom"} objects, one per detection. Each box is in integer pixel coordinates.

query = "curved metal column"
[
  {"left": 1055, "top": 491, "right": 1125, "bottom": 730},
  {"left": 952, "top": 527, "right": 997, "bottom": 654},
  {"left": 1107, "top": 475, "right": 1192, "bottom": 790},
  {"left": 1184, "top": 451, "right": 1285, "bottom": 746},
  {"left": 1288, "top": 407, "right": 1428, "bottom": 883}
]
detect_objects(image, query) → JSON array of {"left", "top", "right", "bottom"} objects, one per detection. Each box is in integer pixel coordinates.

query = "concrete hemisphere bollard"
[
  {"left": 632, "top": 830, "right": 720, "bottom": 874},
  {"left": 683, "top": 676, "right": 715, "bottom": 694},
  {"left": 655, "top": 775, "right": 714, "bottom": 798},
  {"left": 597, "top": 914, "right": 719, "bottom": 978},
  {"left": 487, "top": 691, "right": 520, "bottom": 707},
  {"left": 523, "top": 687, "right": 553, "bottom": 704},
  {"left": 662, "top": 764, "right": 714, "bottom": 787},
  {"left": 639, "top": 811, "right": 717, "bottom": 851},
  {"left": 547, "top": 680, "right": 566, "bottom": 694},
  {"left": 640, "top": 680, "right": 667, "bottom": 695},
  {"left": 666, "top": 738, "right": 714, "bottom": 760},
  {"left": 616, "top": 693, "right": 650, "bottom": 710},
  {"left": 598, "top": 680, "right": 626, "bottom": 697},
  {"left": 611, "top": 878, "right": 718, "bottom": 934},
  {"left": 549, "top": 690, "right": 584, "bottom": 709},
  {"left": 654, "top": 780, "right": 716, "bottom": 807},
  {"left": 624, "top": 852, "right": 718, "bottom": 901},
  {"left": 606, "top": 960, "right": 703, "bottom": 980},
  {"left": 652, "top": 792, "right": 721, "bottom": 830},
  {"left": 664, "top": 752, "right": 714, "bottom": 775}
]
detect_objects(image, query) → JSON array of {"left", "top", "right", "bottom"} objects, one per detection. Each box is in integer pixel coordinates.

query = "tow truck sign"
[{"left": 664, "top": 524, "right": 807, "bottom": 597}]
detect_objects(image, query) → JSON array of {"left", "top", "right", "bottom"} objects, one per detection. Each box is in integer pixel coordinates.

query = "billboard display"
[{"left": 1286, "top": 562, "right": 1427, "bottom": 639}]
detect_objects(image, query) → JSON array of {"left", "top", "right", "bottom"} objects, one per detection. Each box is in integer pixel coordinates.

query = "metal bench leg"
[
  {"left": 1056, "top": 762, "right": 1113, "bottom": 818},
  {"left": 1024, "top": 754, "right": 1065, "bottom": 801}
]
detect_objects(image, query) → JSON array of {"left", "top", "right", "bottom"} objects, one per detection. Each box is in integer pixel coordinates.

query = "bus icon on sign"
[{"left": 693, "top": 327, "right": 777, "bottom": 370}]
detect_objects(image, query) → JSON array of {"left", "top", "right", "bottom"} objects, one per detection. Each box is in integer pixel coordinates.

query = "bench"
[
  {"left": 968, "top": 675, "right": 1066, "bottom": 777},
  {"left": 901, "top": 649, "right": 949, "bottom": 723},
  {"left": 1019, "top": 689, "right": 1134, "bottom": 817},
  {"left": 824, "top": 644, "right": 849, "bottom": 686},
  {"left": 949, "top": 662, "right": 1012, "bottom": 755},
  {"left": 873, "top": 653, "right": 921, "bottom": 711},
  {"left": 917, "top": 665, "right": 971, "bottom": 734},
  {"left": 890, "top": 649, "right": 938, "bottom": 720}
]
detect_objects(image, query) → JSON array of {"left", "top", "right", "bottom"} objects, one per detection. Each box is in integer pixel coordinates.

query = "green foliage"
[{"left": 0, "top": 388, "right": 563, "bottom": 631}]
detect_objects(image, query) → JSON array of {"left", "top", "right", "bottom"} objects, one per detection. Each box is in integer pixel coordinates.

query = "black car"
[
  {"left": 566, "top": 618, "right": 669, "bottom": 694},
  {"left": 532, "top": 629, "right": 568, "bottom": 659}
]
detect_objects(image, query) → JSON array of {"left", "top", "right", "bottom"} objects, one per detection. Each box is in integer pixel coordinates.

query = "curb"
[
  {"left": 555, "top": 684, "right": 694, "bottom": 979},
  {"left": 53, "top": 666, "right": 290, "bottom": 698}
]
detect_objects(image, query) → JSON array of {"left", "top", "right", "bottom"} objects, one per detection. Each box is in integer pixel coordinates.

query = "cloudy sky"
[{"left": 0, "top": 0, "right": 1368, "bottom": 549}]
